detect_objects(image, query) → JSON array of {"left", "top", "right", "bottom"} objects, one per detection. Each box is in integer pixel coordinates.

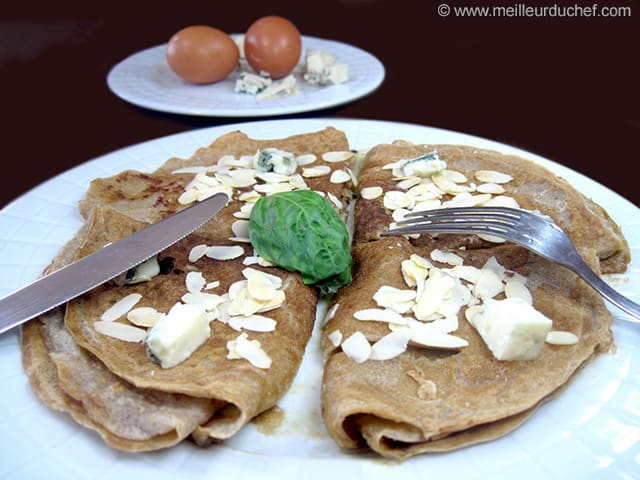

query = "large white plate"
[
  {"left": 1, "top": 119, "right": 638, "bottom": 480},
  {"left": 107, "top": 36, "right": 385, "bottom": 117}
]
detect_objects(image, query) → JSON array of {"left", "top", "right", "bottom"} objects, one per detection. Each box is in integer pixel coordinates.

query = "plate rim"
[{"left": 1, "top": 118, "right": 638, "bottom": 480}]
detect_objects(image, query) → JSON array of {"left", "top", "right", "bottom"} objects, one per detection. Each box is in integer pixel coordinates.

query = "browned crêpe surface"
[
  {"left": 20, "top": 213, "right": 216, "bottom": 452},
  {"left": 22, "top": 128, "right": 350, "bottom": 452},
  {"left": 321, "top": 237, "right": 614, "bottom": 460},
  {"left": 78, "top": 128, "right": 354, "bottom": 237},
  {"left": 354, "top": 142, "right": 629, "bottom": 274},
  {"left": 63, "top": 206, "right": 317, "bottom": 442},
  {"left": 321, "top": 140, "right": 624, "bottom": 460}
]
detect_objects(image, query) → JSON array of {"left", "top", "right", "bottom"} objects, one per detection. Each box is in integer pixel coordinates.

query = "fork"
[{"left": 382, "top": 206, "right": 640, "bottom": 322}]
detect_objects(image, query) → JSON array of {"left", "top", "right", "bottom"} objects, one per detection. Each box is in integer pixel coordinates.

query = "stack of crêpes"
[{"left": 21, "top": 127, "right": 629, "bottom": 459}]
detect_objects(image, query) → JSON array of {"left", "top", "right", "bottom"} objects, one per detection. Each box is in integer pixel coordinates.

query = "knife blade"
[{"left": 0, "top": 192, "right": 228, "bottom": 335}]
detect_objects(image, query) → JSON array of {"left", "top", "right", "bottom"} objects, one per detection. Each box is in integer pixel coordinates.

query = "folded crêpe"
[
  {"left": 21, "top": 216, "right": 216, "bottom": 451},
  {"left": 21, "top": 127, "right": 355, "bottom": 451},
  {"left": 321, "top": 141, "right": 628, "bottom": 460},
  {"left": 78, "top": 127, "right": 354, "bottom": 233}
]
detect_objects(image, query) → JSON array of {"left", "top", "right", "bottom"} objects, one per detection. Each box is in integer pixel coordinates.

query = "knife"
[{"left": 0, "top": 192, "right": 228, "bottom": 335}]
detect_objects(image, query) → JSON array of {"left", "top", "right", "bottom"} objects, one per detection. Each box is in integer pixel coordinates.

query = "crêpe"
[
  {"left": 63, "top": 206, "right": 317, "bottom": 442},
  {"left": 353, "top": 142, "right": 629, "bottom": 274},
  {"left": 78, "top": 127, "right": 354, "bottom": 238},
  {"left": 321, "top": 140, "right": 625, "bottom": 460},
  {"left": 321, "top": 237, "right": 614, "bottom": 459},
  {"left": 21, "top": 127, "right": 353, "bottom": 451},
  {"left": 21, "top": 212, "right": 216, "bottom": 451}
]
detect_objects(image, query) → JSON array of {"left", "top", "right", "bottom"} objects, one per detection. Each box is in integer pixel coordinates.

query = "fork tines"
[{"left": 381, "top": 206, "right": 524, "bottom": 238}]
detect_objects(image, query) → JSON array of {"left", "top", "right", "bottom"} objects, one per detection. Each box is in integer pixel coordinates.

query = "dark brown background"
[{"left": 2, "top": 0, "right": 638, "bottom": 208}]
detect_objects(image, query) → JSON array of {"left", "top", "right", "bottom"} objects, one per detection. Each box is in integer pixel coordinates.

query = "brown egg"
[
  {"left": 166, "top": 25, "right": 239, "bottom": 84},
  {"left": 244, "top": 16, "right": 302, "bottom": 79}
]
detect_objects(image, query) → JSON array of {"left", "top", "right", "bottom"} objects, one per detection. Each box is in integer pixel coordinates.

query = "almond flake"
[
  {"left": 245, "top": 269, "right": 278, "bottom": 301},
  {"left": 370, "top": 328, "right": 411, "bottom": 360},
  {"left": 94, "top": 320, "right": 147, "bottom": 342},
  {"left": 330, "top": 169, "right": 351, "bottom": 184},
  {"left": 407, "top": 321, "right": 469, "bottom": 350},
  {"left": 341, "top": 331, "right": 371, "bottom": 363},
  {"left": 383, "top": 190, "right": 415, "bottom": 210},
  {"left": 505, "top": 277, "right": 533, "bottom": 304},
  {"left": 373, "top": 285, "right": 417, "bottom": 313},
  {"left": 354, "top": 308, "right": 408, "bottom": 325},
  {"left": 206, "top": 245, "right": 245, "bottom": 260},
  {"left": 302, "top": 165, "right": 331, "bottom": 177},
  {"left": 185, "top": 271, "right": 206, "bottom": 293},
  {"left": 322, "top": 151, "right": 353, "bottom": 163},
  {"left": 474, "top": 268, "right": 504, "bottom": 299},
  {"left": 100, "top": 293, "right": 142, "bottom": 322},
  {"left": 475, "top": 170, "right": 513, "bottom": 184},
  {"left": 231, "top": 220, "right": 250, "bottom": 241},
  {"left": 227, "top": 333, "right": 272, "bottom": 369},
  {"left": 360, "top": 186, "right": 383, "bottom": 200},
  {"left": 242, "top": 267, "right": 282, "bottom": 288},
  {"left": 396, "top": 177, "right": 423, "bottom": 190},
  {"left": 431, "top": 174, "right": 473, "bottom": 194},
  {"left": 476, "top": 182, "right": 506, "bottom": 194},
  {"left": 189, "top": 244, "right": 209, "bottom": 263},
  {"left": 430, "top": 249, "right": 463, "bottom": 266},
  {"left": 440, "top": 169, "right": 468, "bottom": 184},
  {"left": 295, "top": 153, "right": 317, "bottom": 165},
  {"left": 328, "top": 330, "right": 343, "bottom": 347},
  {"left": 401, "top": 258, "right": 429, "bottom": 288},
  {"left": 181, "top": 292, "right": 225, "bottom": 311},
  {"left": 327, "top": 192, "right": 343, "bottom": 210},
  {"left": 545, "top": 330, "right": 579, "bottom": 346},
  {"left": 483, "top": 195, "right": 520, "bottom": 208},
  {"left": 228, "top": 314, "right": 277, "bottom": 332},
  {"left": 127, "top": 307, "right": 164, "bottom": 327}
]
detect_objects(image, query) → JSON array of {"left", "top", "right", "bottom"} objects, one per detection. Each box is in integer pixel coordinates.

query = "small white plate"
[
  {"left": 107, "top": 36, "right": 385, "bottom": 117},
  {"left": 1, "top": 119, "right": 638, "bottom": 480}
]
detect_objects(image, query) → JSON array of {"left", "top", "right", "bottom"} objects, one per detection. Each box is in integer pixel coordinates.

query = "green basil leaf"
[{"left": 248, "top": 190, "right": 352, "bottom": 295}]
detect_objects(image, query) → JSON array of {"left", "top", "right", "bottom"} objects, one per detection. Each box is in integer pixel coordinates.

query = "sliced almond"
[
  {"left": 295, "top": 153, "right": 317, "bottom": 165},
  {"left": 230, "top": 220, "right": 250, "bottom": 242},
  {"left": 100, "top": 293, "right": 142, "bottom": 322},
  {"left": 474, "top": 268, "right": 504, "bottom": 299},
  {"left": 302, "top": 165, "right": 331, "bottom": 177},
  {"left": 228, "top": 314, "right": 277, "bottom": 332},
  {"left": 330, "top": 169, "right": 352, "bottom": 184},
  {"left": 185, "top": 271, "right": 206, "bottom": 293},
  {"left": 328, "top": 329, "right": 343, "bottom": 347},
  {"left": 373, "top": 285, "right": 417, "bottom": 313},
  {"left": 546, "top": 330, "right": 579, "bottom": 345},
  {"left": 245, "top": 269, "right": 278, "bottom": 301},
  {"left": 476, "top": 182, "right": 505, "bottom": 194},
  {"left": 188, "top": 244, "right": 209, "bottom": 263},
  {"left": 127, "top": 307, "right": 164, "bottom": 327},
  {"left": 505, "top": 277, "right": 533, "bottom": 304},
  {"left": 93, "top": 320, "right": 147, "bottom": 342},
  {"left": 430, "top": 249, "right": 463, "bottom": 266},
  {"left": 206, "top": 245, "right": 245, "bottom": 260},
  {"left": 181, "top": 291, "right": 225, "bottom": 311},
  {"left": 354, "top": 308, "right": 407, "bottom": 325},
  {"left": 341, "top": 331, "right": 371, "bottom": 363},
  {"left": 322, "top": 151, "right": 353, "bottom": 163},
  {"left": 475, "top": 170, "right": 513, "bottom": 184},
  {"left": 360, "top": 186, "right": 384, "bottom": 200},
  {"left": 369, "top": 328, "right": 411, "bottom": 360},
  {"left": 383, "top": 190, "right": 415, "bottom": 210},
  {"left": 227, "top": 333, "right": 272, "bottom": 369}
]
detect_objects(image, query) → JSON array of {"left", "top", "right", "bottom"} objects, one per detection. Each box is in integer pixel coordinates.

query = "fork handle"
[{"left": 573, "top": 265, "right": 640, "bottom": 322}]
